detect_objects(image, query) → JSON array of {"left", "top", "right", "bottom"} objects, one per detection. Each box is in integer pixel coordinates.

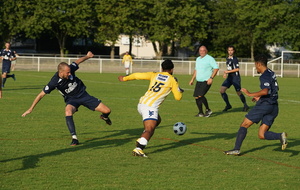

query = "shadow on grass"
[
  {"left": 242, "top": 138, "right": 300, "bottom": 157},
  {"left": 209, "top": 106, "right": 253, "bottom": 117},
  {"left": 149, "top": 132, "right": 300, "bottom": 158},
  {"left": 148, "top": 132, "right": 237, "bottom": 155},
  {"left": 0, "top": 127, "right": 145, "bottom": 173}
]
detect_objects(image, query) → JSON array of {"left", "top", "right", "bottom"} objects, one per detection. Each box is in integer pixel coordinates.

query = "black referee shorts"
[{"left": 193, "top": 81, "right": 211, "bottom": 97}]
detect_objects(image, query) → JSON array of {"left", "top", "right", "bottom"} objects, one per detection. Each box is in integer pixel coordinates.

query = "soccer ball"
[{"left": 173, "top": 122, "right": 187, "bottom": 135}]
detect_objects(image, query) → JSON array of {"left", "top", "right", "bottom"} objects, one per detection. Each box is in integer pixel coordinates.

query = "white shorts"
[
  {"left": 124, "top": 61, "right": 131, "bottom": 69},
  {"left": 138, "top": 103, "right": 159, "bottom": 121}
]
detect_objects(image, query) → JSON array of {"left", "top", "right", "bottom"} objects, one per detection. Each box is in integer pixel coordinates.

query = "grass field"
[{"left": 1, "top": 71, "right": 299, "bottom": 190}]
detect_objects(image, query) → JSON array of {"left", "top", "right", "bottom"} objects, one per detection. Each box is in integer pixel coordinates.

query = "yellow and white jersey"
[
  {"left": 122, "top": 54, "right": 133, "bottom": 64},
  {"left": 123, "top": 72, "right": 183, "bottom": 108}
]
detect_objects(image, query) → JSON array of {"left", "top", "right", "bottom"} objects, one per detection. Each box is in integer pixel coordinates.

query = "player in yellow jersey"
[
  {"left": 122, "top": 51, "right": 133, "bottom": 75},
  {"left": 118, "top": 59, "right": 184, "bottom": 157}
]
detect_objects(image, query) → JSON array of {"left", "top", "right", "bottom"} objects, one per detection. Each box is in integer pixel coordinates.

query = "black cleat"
[
  {"left": 70, "top": 139, "right": 79, "bottom": 146},
  {"left": 195, "top": 113, "right": 205, "bottom": 117},
  {"left": 223, "top": 105, "right": 232, "bottom": 112},
  {"left": 12, "top": 74, "right": 16, "bottom": 81},
  {"left": 205, "top": 109, "right": 213, "bottom": 117},
  {"left": 100, "top": 115, "right": 112, "bottom": 125},
  {"left": 242, "top": 105, "right": 249, "bottom": 112}
]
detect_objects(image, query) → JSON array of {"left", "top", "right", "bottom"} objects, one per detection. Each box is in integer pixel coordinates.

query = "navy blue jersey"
[
  {"left": 43, "top": 62, "right": 86, "bottom": 98},
  {"left": 226, "top": 56, "right": 240, "bottom": 77},
  {"left": 0, "top": 49, "right": 15, "bottom": 64},
  {"left": 257, "top": 69, "right": 278, "bottom": 105}
]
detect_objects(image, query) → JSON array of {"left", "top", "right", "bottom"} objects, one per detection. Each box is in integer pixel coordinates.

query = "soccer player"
[
  {"left": 224, "top": 54, "right": 287, "bottom": 155},
  {"left": 189, "top": 45, "right": 219, "bottom": 117},
  {"left": 118, "top": 59, "right": 184, "bottom": 157},
  {"left": 122, "top": 51, "right": 133, "bottom": 76},
  {"left": 0, "top": 75, "right": 2, "bottom": 98},
  {"left": 22, "top": 51, "right": 112, "bottom": 146},
  {"left": 220, "top": 46, "right": 249, "bottom": 112},
  {"left": 1, "top": 42, "right": 16, "bottom": 87}
]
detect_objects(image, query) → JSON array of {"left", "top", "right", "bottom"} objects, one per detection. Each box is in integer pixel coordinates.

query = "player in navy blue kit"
[
  {"left": 220, "top": 46, "right": 249, "bottom": 112},
  {"left": 22, "top": 51, "right": 112, "bottom": 146},
  {"left": 1, "top": 42, "right": 16, "bottom": 87},
  {"left": 224, "top": 54, "right": 287, "bottom": 155}
]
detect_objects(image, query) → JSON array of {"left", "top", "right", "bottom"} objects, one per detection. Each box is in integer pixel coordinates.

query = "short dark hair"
[
  {"left": 228, "top": 45, "right": 235, "bottom": 51},
  {"left": 254, "top": 54, "right": 268, "bottom": 66},
  {"left": 161, "top": 59, "right": 174, "bottom": 70},
  {"left": 57, "top": 62, "right": 69, "bottom": 71}
]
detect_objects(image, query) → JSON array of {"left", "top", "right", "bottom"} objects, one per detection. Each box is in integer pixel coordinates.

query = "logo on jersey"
[
  {"left": 148, "top": 110, "right": 154, "bottom": 117},
  {"left": 264, "top": 82, "right": 270, "bottom": 87},
  {"left": 45, "top": 85, "right": 49, "bottom": 91},
  {"left": 65, "top": 82, "right": 78, "bottom": 94},
  {"left": 156, "top": 74, "right": 169, "bottom": 82}
]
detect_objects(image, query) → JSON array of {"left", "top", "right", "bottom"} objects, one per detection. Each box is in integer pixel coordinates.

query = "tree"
[
  {"left": 19, "top": 0, "right": 93, "bottom": 56},
  {"left": 94, "top": 0, "right": 147, "bottom": 58},
  {"left": 280, "top": 0, "right": 300, "bottom": 51},
  {"left": 0, "top": 0, "right": 24, "bottom": 44},
  {"left": 143, "top": 0, "right": 210, "bottom": 58}
]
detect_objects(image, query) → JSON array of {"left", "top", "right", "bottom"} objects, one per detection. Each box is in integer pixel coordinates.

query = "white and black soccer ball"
[{"left": 173, "top": 122, "right": 187, "bottom": 135}]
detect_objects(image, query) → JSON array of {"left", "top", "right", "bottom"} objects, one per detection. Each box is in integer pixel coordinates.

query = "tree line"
[{"left": 0, "top": 0, "right": 299, "bottom": 59}]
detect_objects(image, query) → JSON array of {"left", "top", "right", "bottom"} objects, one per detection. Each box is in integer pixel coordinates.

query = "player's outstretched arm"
[
  {"left": 75, "top": 51, "right": 94, "bottom": 65},
  {"left": 22, "top": 91, "right": 46, "bottom": 117}
]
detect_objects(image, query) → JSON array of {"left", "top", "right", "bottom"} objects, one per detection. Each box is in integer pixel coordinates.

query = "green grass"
[{"left": 1, "top": 71, "right": 300, "bottom": 190}]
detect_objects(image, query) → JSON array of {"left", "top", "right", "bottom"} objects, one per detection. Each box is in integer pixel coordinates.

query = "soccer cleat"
[
  {"left": 280, "top": 132, "right": 288, "bottom": 150},
  {"left": 70, "top": 139, "right": 79, "bottom": 146},
  {"left": 12, "top": 74, "right": 16, "bottom": 81},
  {"left": 132, "top": 148, "right": 147, "bottom": 157},
  {"left": 222, "top": 105, "right": 232, "bottom": 112},
  {"left": 205, "top": 109, "right": 213, "bottom": 117},
  {"left": 242, "top": 105, "right": 249, "bottom": 112},
  {"left": 195, "top": 113, "right": 205, "bottom": 117},
  {"left": 224, "top": 149, "right": 240, "bottom": 155},
  {"left": 100, "top": 115, "right": 112, "bottom": 125}
]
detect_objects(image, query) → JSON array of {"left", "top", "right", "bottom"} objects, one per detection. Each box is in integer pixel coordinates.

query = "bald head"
[
  {"left": 57, "top": 62, "right": 71, "bottom": 79},
  {"left": 199, "top": 46, "right": 208, "bottom": 57},
  {"left": 57, "top": 62, "right": 69, "bottom": 72}
]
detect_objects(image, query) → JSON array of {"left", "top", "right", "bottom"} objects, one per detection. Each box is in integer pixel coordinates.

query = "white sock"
[
  {"left": 138, "top": 137, "right": 148, "bottom": 146},
  {"left": 72, "top": 135, "right": 78, "bottom": 139}
]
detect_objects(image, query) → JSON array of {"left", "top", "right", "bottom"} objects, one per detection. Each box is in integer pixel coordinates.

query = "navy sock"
[
  {"left": 264, "top": 131, "right": 281, "bottom": 140},
  {"left": 196, "top": 98, "right": 203, "bottom": 114},
  {"left": 234, "top": 127, "right": 248, "bottom": 150},
  {"left": 239, "top": 94, "right": 247, "bottom": 105},
  {"left": 66, "top": 116, "right": 76, "bottom": 136},
  {"left": 221, "top": 93, "right": 231, "bottom": 107},
  {"left": 101, "top": 112, "right": 110, "bottom": 118},
  {"left": 2, "top": 78, "right": 6, "bottom": 86}
]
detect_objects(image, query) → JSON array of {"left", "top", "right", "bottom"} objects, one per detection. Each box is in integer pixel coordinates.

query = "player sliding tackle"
[
  {"left": 118, "top": 59, "right": 184, "bottom": 157},
  {"left": 22, "top": 51, "right": 112, "bottom": 146}
]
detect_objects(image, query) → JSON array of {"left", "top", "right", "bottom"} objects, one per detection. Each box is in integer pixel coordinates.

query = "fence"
[{"left": 11, "top": 56, "right": 300, "bottom": 77}]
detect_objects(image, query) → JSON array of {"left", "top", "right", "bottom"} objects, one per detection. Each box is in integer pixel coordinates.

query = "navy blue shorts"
[
  {"left": 221, "top": 76, "right": 241, "bottom": 91},
  {"left": 193, "top": 81, "right": 211, "bottom": 97},
  {"left": 2, "top": 61, "right": 11, "bottom": 74},
  {"left": 65, "top": 92, "right": 101, "bottom": 111},
  {"left": 245, "top": 103, "right": 278, "bottom": 127}
]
